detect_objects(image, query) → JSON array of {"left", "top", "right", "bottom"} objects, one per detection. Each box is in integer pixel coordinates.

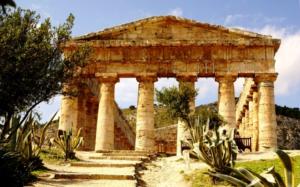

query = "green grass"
[
  {"left": 236, "top": 155, "right": 300, "bottom": 185},
  {"left": 31, "top": 168, "right": 49, "bottom": 176},
  {"left": 184, "top": 169, "right": 230, "bottom": 187},
  {"left": 39, "top": 147, "right": 80, "bottom": 165},
  {"left": 186, "top": 156, "right": 300, "bottom": 186}
]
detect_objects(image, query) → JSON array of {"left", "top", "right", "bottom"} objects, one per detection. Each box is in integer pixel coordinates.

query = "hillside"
[{"left": 121, "top": 103, "right": 300, "bottom": 150}]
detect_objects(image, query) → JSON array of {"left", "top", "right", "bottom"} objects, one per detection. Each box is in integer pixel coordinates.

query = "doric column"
[
  {"left": 252, "top": 86, "right": 259, "bottom": 152},
  {"left": 215, "top": 73, "right": 237, "bottom": 128},
  {"left": 176, "top": 74, "right": 197, "bottom": 156},
  {"left": 59, "top": 84, "right": 78, "bottom": 132},
  {"left": 254, "top": 73, "right": 278, "bottom": 151},
  {"left": 95, "top": 74, "right": 119, "bottom": 151},
  {"left": 248, "top": 97, "right": 254, "bottom": 150},
  {"left": 241, "top": 116, "right": 245, "bottom": 137},
  {"left": 135, "top": 74, "right": 157, "bottom": 151},
  {"left": 244, "top": 108, "right": 249, "bottom": 137}
]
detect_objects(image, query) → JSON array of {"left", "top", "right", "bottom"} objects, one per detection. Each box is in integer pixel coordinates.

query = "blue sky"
[{"left": 17, "top": 0, "right": 300, "bottom": 121}]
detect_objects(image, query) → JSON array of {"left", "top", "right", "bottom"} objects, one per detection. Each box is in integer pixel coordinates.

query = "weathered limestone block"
[
  {"left": 155, "top": 125, "right": 177, "bottom": 154},
  {"left": 241, "top": 116, "right": 245, "bottom": 137},
  {"left": 95, "top": 75, "right": 119, "bottom": 151},
  {"left": 255, "top": 74, "right": 277, "bottom": 151},
  {"left": 252, "top": 87, "right": 259, "bottom": 151},
  {"left": 216, "top": 74, "right": 237, "bottom": 128},
  {"left": 135, "top": 75, "right": 157, "bottom": 151},
  {"left": 59, "top": 84, "right": 78, "bottom": 132},
  {"left": 248, "top": 99, "right": 254, "bottom": 139},
  {"left": 244, "top": 108, "right": 249, "bottom": 137},
  {"left": 80, "top": 94, "right": 98, "bottom": 151}
]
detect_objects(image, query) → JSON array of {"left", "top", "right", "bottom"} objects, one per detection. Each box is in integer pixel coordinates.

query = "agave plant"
[
  {"left": 52, "top": 128, "right": 83, "bottom": 161},
  {"left": 185, "top": 115, "right": 238, "bottom": 175},
  {"left": 207, "top": 149, "right": 295, "bottom": 187},
  {"left": 8, "top": 112, "right": 56, "bottom": 160}
]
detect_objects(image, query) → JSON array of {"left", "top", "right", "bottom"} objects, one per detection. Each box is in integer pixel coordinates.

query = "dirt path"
[{"left": 141, "top": 156, "right": 207, "bottom": 187}]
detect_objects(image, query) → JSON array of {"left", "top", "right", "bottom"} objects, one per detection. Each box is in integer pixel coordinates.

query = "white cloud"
[
  {"left": 30, "top": 3, "right": 52, "bottom": 20},
  {"left": 253, "top": 26, "right": 300, "bottom": 96},
  {"left": 224, "top": 14, "right": 245, "bottom": 25},
  {"left": 168, "top": 8, "right": 183, "bottom": 17},
  {"left": 224, "top": 14, "right": 285, "bottom": 27},
  {"left": 115, "top": 78, "right": 138, "bottom": 108}
]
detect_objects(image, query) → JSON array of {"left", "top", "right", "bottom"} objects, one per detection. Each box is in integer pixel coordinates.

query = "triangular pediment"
[{"left": 72, "top": 16, "right": 279, "bottom": 50}]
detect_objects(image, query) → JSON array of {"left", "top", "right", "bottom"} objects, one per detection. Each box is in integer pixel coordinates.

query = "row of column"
[
  {"left": 59, "top": 73, "right": 278, "bottom": 153},
  {"left": 237, "top": 74, "right": 277, "bottom": 151}
]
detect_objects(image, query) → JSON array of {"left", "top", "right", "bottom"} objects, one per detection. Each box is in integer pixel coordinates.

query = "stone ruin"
[{"left": 59, "top": 16, "right": 280, "bottom": 154}]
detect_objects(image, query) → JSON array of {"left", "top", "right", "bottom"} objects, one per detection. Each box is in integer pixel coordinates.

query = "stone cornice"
[
  {"left": 215, "top": 73, "right": 237, "bottom": 83},
  {"left": 176, "top": 73, "right": 198, "bottom": 82},
  {"left": 136, "top": 73, "right": 158, "bottom": 82},
  {"left": 64, "top": 39, "right": 279, "bottom": 48},
  {"left": 254, "top": 73, "right": 278, "bottom": 83},
  {"left": 95, "top": 73, "right": 119, "bottom": 83}
]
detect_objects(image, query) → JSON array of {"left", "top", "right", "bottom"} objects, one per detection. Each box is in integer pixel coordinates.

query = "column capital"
[
  {"left": 136, "top": 73, "right": 157, "bottom": 83},
  {"left": 95, "top": 73, "right": 119, "bottom": 83},
  {"left": 254, "top": 73, "right": 278, "bottom": 83},
  {"left": 176, "top": 73, "right": 198, "bottom": 82},
  {"left": 246, "top": 95, "right": 253, "bottom": 102},
  {"left": 62, "top": 83, "right": 79, "bottom": 97},
  {"left": 250, "top": 84, "right": 258, "bottom": 93},
  {"left": 215, "top": 73, "right": 237, "bottom": 83}
]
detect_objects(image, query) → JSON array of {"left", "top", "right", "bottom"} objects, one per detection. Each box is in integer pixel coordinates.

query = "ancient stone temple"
[{"left": 59, "top": 16, "right": 280, "bottom": 153}]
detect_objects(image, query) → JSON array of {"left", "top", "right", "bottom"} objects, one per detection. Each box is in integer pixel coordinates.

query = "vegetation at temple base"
[
  {"left": 155, "top": 85, "right": 298, "bottom": 186},
  {"left": 52, "top": 128, "right": 83, "bottom": 161},
  {"left": 0, "top": 7, "right": 89, "bottom": 142},
  {"left": 0, "top": 147, "right": 36, "bottom": 187},
  {"left": 0, "top": 5, "right": 88, "bottom": 186},
  {"left": 187, "top": 155, "right": 300, "bottom": 187},
  {"left": 155, "top": 85, "right": 238, "bottom": 178}
]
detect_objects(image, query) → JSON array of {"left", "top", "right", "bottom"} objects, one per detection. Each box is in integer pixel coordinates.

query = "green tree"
[
  {"left": 155, "top": 85, "right": 197, "bottom": 125},
  {"left": 0, "top": 8, "right": 89, "bottom": 141},
  {"left": 0, "top": 0, "right": 16, "bottom": 14}
]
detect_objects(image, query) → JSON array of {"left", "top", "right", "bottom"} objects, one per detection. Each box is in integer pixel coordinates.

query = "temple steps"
[
  {"left": 100, "top": 152, "right": 150, "bottom": 157},
  {"left": 89, "top": 155, "right": 149, "bottom": 161},
  {"left": 33, "top": 151, "right": 154, "bottom": 186},
  {"left": 51, "top": 172, "right": 135, "bottom": 180},
  {"left": 70, "top": 161, "right": 136, "bottom": 168},
  {"left": 35, "top": 179, "right": 136, "bottom": 187},
  {"left": 96, "top": 149, "right": 152, "bottom": 154}
]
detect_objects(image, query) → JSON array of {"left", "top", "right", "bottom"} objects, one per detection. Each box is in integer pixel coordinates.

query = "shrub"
[
  {"left": 0, "top": 148, "right": 35, "bottom": 187},
  {"left": 53, "top": 128, "right": 83, "bottom": 161},
  {"left": 207, "top": 150, "right": 296, "bottom": 187}
]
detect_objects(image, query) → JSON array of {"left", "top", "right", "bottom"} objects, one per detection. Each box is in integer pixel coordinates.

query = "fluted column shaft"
[
  {"left": 252, "top": 88, "right": 259, "bottom": 151},
  {"left": 244, "top": 108, "right": 249, "bottom": 137},
  {"left": 135, "top": 76, "right": 157, "bottom": 151},
  {"left": 255, "top": 74, "right": 277, "bottom": 151},
  {"left": 248, "top": 99, "right": 254, "bottom": 149},
  {"left": 59, "top": 84, "right": 78, "bottom": 132},
  {"left": 216, "top": 74, "right": 237, "bottom": 128},
  {"left": 95, "top": 76, "right": 118, "bottom": 151},
  {"left": 176, "top": 76, "right": 196, "bottom": 156},
  {"left": 241, "top": 116, "right": 245, "bottom": 137}
]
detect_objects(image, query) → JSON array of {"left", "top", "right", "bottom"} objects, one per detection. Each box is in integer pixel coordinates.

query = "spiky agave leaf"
[
  {"left": 265, "top": 166, "right": 286, "bottom": 187},
  {"left": 246, "top": 168, "right": 275, "bottom": 187},
  {"left": 275, "top": 149, "right": 294, "bottom": 187},
  {"left": 206, "top": 171, "right": 248, "bottom": 187}
]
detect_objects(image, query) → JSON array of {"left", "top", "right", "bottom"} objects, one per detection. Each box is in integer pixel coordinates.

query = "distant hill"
[
  {"left": 275, "top": 105, "right": 300, "bottom": 119},
  {"left": 122, "top": 103, "right": 300, "bottom": 150}
]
